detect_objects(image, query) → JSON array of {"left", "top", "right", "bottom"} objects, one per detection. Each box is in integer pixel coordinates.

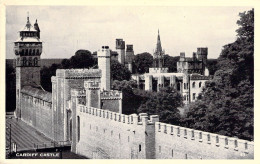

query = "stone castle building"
[
  {"left": 93, "top": 39, "right": 135, "bottom": 73},
  {"left": 14, "top": 16, "right": 253, "bottom": 159},
  {"left": 134, "top": 30, "right": 210, "bottom": 104}
]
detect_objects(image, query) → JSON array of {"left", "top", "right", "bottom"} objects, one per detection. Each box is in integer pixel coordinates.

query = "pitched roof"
[{"left": 21, "top": 86, "right": 52, "bottom": 103}]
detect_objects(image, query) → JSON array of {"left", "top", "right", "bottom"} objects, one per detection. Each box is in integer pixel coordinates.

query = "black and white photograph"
[{"left": 2, "top": 2, "right": 256, "bottom": 161}]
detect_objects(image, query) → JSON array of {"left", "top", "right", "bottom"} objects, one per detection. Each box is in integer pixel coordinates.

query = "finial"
[
  {"left": 27, "top": 12, "right": 29, "bottom": 20},
  {"left": 36, "top": 19, "right": 37, "bottom": 23},
  {"left": 158, "top": 29, "right": 159, "bottom": 35}
]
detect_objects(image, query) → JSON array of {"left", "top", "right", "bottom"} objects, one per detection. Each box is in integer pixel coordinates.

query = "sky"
[{"left": 6, "top": 6, "right": 252, "bottom": 59}]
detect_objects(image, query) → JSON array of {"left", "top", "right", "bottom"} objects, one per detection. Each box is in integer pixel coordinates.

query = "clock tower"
[{"left": 14, "top": 14, "right": 42, "bottom": 118}]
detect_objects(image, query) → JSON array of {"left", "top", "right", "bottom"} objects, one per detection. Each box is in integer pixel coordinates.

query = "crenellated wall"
[
  {"left": 154, "top": 122, "right": 254, "bottom": 159},
  {"left": 100, "top": 90, "right": 122, "bottom": 113},
  {"left": 71, "top": 99, "right": 158, "bottom": 159}
]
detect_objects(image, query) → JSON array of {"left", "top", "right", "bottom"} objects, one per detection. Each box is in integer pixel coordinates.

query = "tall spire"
[{"left": 155, "top": 29, "right": 162, "bottom": 53}]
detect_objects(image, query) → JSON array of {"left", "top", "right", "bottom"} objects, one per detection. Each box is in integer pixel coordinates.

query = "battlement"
[
  {"left": 71, "top": 88, "right": 86, "bottom": 97},
  {"left": 149, "top": 67, "right": 169, "bottom": 74},
  {"left": 197, "top": 47, "right": 208, "bottom": 55},
  {"left": 77, "top": 105, "right": 159, "bottom": 126},
  {"left": 116, "top": 39, "right": 125, "bottom": 49},
  {"left": 84, "top": 81, "right": 100, "bottom": 89},
  {"left": 155, "top": 122, "right": 254, "bottom": 154},
  {"left": 56, "top": 69, "right": 101, "bottom": 79},
  {"left": 126, "top": 44, "right": 133, "bottom": 52},
  {"left": 190, "top": 74, "right": 210, "bottom": 80},
  {"left": 100, "top": 90, "right": 122, "bottom": 100}
]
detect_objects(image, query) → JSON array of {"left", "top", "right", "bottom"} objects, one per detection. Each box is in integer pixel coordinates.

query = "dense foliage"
[
  {"left": 133, "top": 52, "right": 153, "bottom": 74},
  {"left": 41, "top": 50, "right": 131, "bottom": 92},
  {"left": 112, "top": 80, "right": 183, "bottom": 124},
  {"left": 183, "top": 9, "right": 254, "bottom": 141},
  {"left": 6, "top": 64, "right": 16, "bottom": 112},
  {"left": 110, "top": 60, "right": 131, "bottom": 81},
  {"left": 163, "top": 55, "right": 180, "bottom": 72}
]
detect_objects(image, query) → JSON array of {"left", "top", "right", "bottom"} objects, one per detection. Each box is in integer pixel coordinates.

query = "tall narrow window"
[
  {"left": 199, "top": 82, "right": 202, "bottom": 88},
  {"left": 34, "top": 57, "right": 38, "bottom": 66},
  {"left": 139, "top": 144, "right": 141, "bottom": 152},
  {"left": 77, "top": 116, "right": 80, "bottom": 142},
  {"left": 28, "top": 57, "right": 32, "bottom": 66},
  {"left": 193, "top": 93, "right": 196, "bottom": 100},
  {"left": 192, "top": 82, "right": 196, "bottom": 88}
]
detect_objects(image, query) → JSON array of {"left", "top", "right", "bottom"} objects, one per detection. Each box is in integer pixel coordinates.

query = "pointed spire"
[
  {"left": 155, "top": 29, "right": 162, "bottom": 53},
  {"left": 27, "top": 12, "right": 29, "bottom": 22}
]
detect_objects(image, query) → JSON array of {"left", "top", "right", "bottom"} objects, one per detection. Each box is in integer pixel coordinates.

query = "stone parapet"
[
  {"left": 155, "top": 122, "right": 254, "bottom": 155},
  {"left": 77, "top": 105, "right": 159, "bottom": 126},
  {"left": 56, "top": 69, "right": 101, "bottom": 79},
  {"left": 100, "top": 90, "right": 122, "bottom": 100}
]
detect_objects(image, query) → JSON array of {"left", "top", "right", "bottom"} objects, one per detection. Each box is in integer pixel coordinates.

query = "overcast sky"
[{"left": 6, "top": 6, "right": 252, "bottom": 59}]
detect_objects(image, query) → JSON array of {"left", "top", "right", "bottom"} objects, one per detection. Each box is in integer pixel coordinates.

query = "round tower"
[
  {"left": 98, "top": 46, "right": 111, "bottom": 91},
  {"left": 14, "top": 14, "right": 42, "bottom": 118}
]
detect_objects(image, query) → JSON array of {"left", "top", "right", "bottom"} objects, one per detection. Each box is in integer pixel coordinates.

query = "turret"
[
  {"left": 115, "top": 39, "right": 125, "bottom": 64},
  {"left": 97, "top": 46, "right": 111, "bottom": 91}
]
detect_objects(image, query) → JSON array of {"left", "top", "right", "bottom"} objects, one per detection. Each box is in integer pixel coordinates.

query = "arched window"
[
  {"left": 192, "top": 82, "right": 196, "bottom": 88},
  {"left": 22, "top": 57, "right": 27, "bottom": 66},
  {"left": 34, "top": 57, "right": 38, "bottom": 66},
  {"left": 36, "top": 49, "right": 39, "bottom": 55},
  {"left": 199, "top": 82, "right": 202, "bottom": 88},
  {"left": 183, "top": 95, "right": 186, "bottom": 101},
  {"left": 25, "top": 49, "right": 28, "bottom": 55},
  {"left": 28, "top": 57, "right": 32, "bottom": 66}
]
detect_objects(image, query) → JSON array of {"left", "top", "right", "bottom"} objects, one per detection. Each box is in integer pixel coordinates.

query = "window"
[
  {"left": 77, "top": 116, "right": 80, "bottom": 142},
  {"left": 192, "top": 82, "right": 196, "bottom": 88},
  {"left": 159, "top": 146, "right": 161, "bottom": 153},
  {"left": 183, "top": 95, "right": 186, "bottom": 101},
  {"left": 193, "top": 93, "right": 196, "bottom": 100},
  {"left": 23, "top": 57, "right": 27, "bottom": 66},
  {"left": 225, "top": 138, "right": 228, "bottom": 146},
  {"left": 139, "top": 144, "right": 141, "bottom": 152},
  {"left": 172, "top": 149, "right": 173, "bottom": 157},
  {"left": 199, "top": 82, "right": 202, "bottom": 88}
]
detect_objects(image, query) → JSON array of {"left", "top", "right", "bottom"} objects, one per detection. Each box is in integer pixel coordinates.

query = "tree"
[
  {"left": 137, "top": 88, "right": 183, "bottom": 125},
  {"left": 133, "top": 52, "right": 153, "bottom": 74},
  {"left": 41, "top": 64, "right": 62, "bottom": 92},
  {"left": 65, "top": 49, "right": 96, "bottom": 69},
  {"left": 112, "top": 80, "right": 141, "bottom": 114},
  {"left": 183, "top": 9, "right": 254, "bottom": 141},
  {"left": 110, "top": 60, "right": 131, "bottom": 81},
  {"left": 6, "top": 64, "right": 16, "bottom": 112},
  {"left": 163, "top": 55, "right": 180, "bottom": 72}
]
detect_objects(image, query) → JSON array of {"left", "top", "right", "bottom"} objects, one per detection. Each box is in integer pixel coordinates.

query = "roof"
[
  {"left": 19, "top": 17, "right": 37, "bottom": 32},
  {"left": 15, "top": 37, "right": 41, "bottom": 43},
  {"left": 21, "top": 86, "right": 52, "bottom": 103}
]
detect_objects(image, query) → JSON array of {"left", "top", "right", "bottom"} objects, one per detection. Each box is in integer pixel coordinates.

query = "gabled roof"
[{"left": 21, "top": 86, "right": 52, "bottom": 103}]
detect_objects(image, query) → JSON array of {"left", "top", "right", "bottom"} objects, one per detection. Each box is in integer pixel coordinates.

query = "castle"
[
  {"left": 14, "top": 16, "right": 254, "bottom": 159},
  {"left": 134, "top": 30, "right": 210, "bottom": 105}
]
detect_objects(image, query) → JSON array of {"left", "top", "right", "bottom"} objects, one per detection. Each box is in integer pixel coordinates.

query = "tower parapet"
[
  {"left": 101, "top": 90, "right": 122, "bottom": 100},
  {"left": 115, "top": 39, "right": 126, "bottom": 64}
]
